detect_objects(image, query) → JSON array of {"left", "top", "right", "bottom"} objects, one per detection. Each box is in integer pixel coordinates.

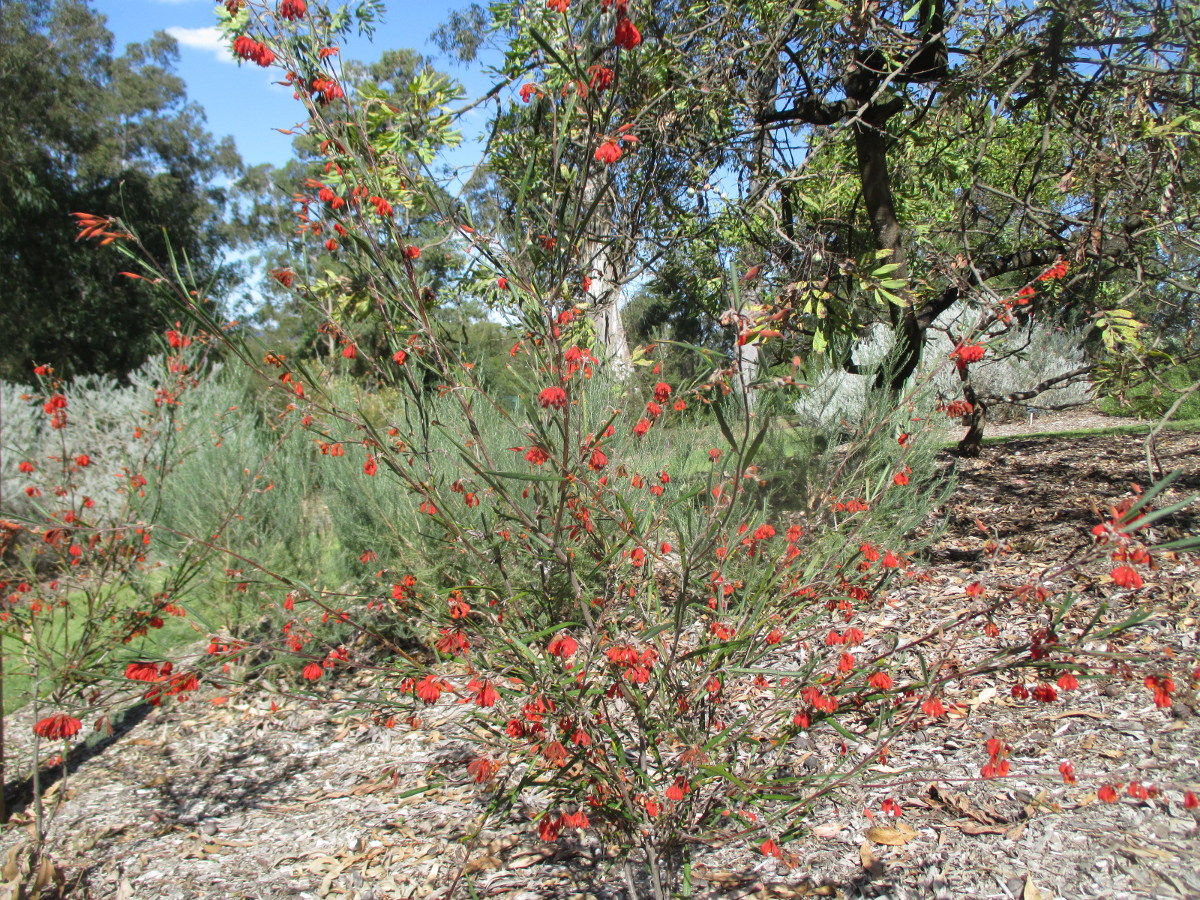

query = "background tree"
[
  {"left": 440, "top": 0, "right": 1198, "bottom": 436},
  {"left": 0, "top": 0, "right": 245, "bottom": 380}
]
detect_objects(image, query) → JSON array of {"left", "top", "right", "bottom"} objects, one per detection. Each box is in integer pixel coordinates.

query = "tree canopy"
[{"left": 0, "top": 0, "right": 242, "bottom": 380}]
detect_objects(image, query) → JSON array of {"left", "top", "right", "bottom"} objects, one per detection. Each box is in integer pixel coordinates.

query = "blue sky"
[{"left": 91, "top": 0, "right": 501, "bottom": 172}]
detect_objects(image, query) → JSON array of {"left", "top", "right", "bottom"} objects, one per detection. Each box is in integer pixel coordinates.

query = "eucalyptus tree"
[
  {"left": 0, "top": 0, "right": 243, "bottom": 380},
  {"left": 444, "top": 0, "right": 1198, "bottom": 436}
]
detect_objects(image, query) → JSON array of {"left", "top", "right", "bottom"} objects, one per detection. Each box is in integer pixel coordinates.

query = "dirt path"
[{"left": 2, "top": 431, "right": 1197, "bottom": 900}]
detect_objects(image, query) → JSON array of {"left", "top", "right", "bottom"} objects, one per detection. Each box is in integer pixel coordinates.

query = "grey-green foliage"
[{"left": 2, "top": 361, "right": 188, "bottom": 524}]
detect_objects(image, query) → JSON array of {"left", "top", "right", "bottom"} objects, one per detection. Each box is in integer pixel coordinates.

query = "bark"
[
  {"left": 581, "top": 183, "right": 633, "bottom": 378},
  {"left": 850, "top": 102, "right": 921, "bottom": 395},
  {"left": 957, "top": 383, "right": 987, "bottom": 457}
]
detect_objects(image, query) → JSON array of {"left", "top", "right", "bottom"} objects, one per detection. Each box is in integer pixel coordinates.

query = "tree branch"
[{"left": 978, "top": 364, "right": 1092, "bottom": 406}]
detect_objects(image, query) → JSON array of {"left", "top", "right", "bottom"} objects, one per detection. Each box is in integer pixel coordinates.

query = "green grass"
[{"left": 1097, "top": 361, "right": 1200, "bottom": 421}]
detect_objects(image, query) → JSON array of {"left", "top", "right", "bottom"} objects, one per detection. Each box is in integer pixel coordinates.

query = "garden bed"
[{"left": 2, "top": 430, "right": 1197, "bottom": 900}]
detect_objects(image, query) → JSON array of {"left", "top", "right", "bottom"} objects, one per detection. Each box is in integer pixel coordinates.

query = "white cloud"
[{"left": 165, "top": 26, "right": 232, "bottom": 64}]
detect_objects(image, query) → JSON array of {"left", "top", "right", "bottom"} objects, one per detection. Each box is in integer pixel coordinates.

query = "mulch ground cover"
[{"left": 2, "top": 430, "right": 1197, "bottom": 900}]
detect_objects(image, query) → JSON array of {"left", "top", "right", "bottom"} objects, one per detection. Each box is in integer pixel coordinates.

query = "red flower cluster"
[
  {"left": 1110, "top": 565, "right": 1143, "bottom": 589},
  {"left": 951, "top": 341, "right": 985, "bottom": 372},
  {"left": 980, "top": 737, "right": 1010, "bottom": 779},
  {"left": 594, "top": 139, "right": 622, "bottom": 164},
  {"left": 587, "top": 65, "right": 614, "bottom": 92},
  {"left": 233, "top": 35, "right": 275, "bottom": 67},
  {"left": 538, "top": 386, "right": 568, "bottom": 409},
  {"left": 33, "top": 714, "right": 83, "bottom": 741},
  {"left": 1145, "top": 674, "right": 1174, "bottom": 708},
  {"left": 547, "top": 633, "right": 578, "bottom": 658},
  {"left": 1038, "top": 259, "right": 1069, "bottom": 281},
  {"left": 615, "top": 11, "right": 642, "bottom": 48},
  {"left": 279, "top": 0, "right": 307, "bottom": 19},
  {"left": 607, "top": 644, "right": 656, "bottom": 683}
]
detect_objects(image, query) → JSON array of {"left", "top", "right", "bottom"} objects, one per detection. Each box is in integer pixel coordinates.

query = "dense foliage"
[{"left": 0, "top": 0, "right": 242, "bottom": 380}]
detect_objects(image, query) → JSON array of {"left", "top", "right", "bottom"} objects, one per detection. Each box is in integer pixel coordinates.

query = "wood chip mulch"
[{"left": 2, "top": 430, "right": 1197, "bottom": 900}]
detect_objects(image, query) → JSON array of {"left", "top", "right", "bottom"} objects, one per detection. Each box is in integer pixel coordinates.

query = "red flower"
[
  {"left": 753, "top": 523, "right": 775, "bottom": 541},
  {"left": 470, "top": 679, "right": 499, "bottom": 707},
  {"left": 653, "top": 382, "right": 672, "bottom": 402},
  {"left": 587, "top": 65, "right": 614, "bottom": 91},
  {"left": 538, "top": 815, "right": 562, "bottom": 841},
  {"left": 125, "top": 661, "right": 162, "bottom": 682},
  {"left": 633, "top": 418, "right": 651, "bottom": 437},
  {"left": 594, "top": 139, "right": 622, "bottom": 164},
  {"left": 547, "top": 0, "right": 569, "bottom": 11},
  {"left": 547, "top": 633, "right": 578, "bottom": 658},
  {"left": 392, "top": 350, "right": 407, "bottom": 365},
  {"left": 951, "top": 342, "right": 985, "bottom": 373},
  {"left": 539, "top": 386, "right": 568, "bottom": 409},
  {"left": 525, "top": 446, "right": 550, "bottom": 466},
  {"left": 561, "top": 808, "right": 589, "bottom": 828},
  {"left": 278, "top": 0, "right": 307, "bottom": 19},
  {"left": 468, "top": 755, "right": 499, "bottom": 783},
  {"left": 867, "top": 671, "right": 893, "bottom": 691},
  {"left": 1098, "top": 784, "right": 1119, "bottom": 803},
  {"left": 435, "top": 628, "right": 470, "bottom": 656},
  {"left": 1037, "top": 259, "right": 1069, "bottom": 281},
  {"left": 301, "top": 662, "right": 323, "bottom": 681},
  {"left": 922, "top": 697, "right": 946, "bottom": 717},
  {"left": 497, "top": 277, "right": 509, "bottom": 290},
  {"left": 363, "top": 456, "right": 378, "bottom": 477},
  {"left": 1111, "top": 565, "right": 1143, "bottom": 589},
  {"left": 404, "top": 245, "right": 420, "bottom": 259},
  {"left": 416, "top": 674, "right": 445, "bottom": 704},
  {"left": 1031, "top": 683, "right": 1058, "bottom": 703},
  {"left": 760, "top": 839, "right": 781, "bottom": 858},
  {"left": 543, "top": 740, "right": 568, "bottom": 766},
  {"left": 1184, "top": 790, "right": 1199, "bottom": 809},
  {"left": 1057, "top": 672, "right": 1079, "bottom": 690},
  {"left": 1059, "top": 761, "right": 1076, "bottom": 784},
  {"left": 33, "top": 714, "right": 82, "bottom": 741},
  {"left": 665, "top": 776, "right": 690, "bottom": 801},
  {"left": 614, "top": 13, "right": 641, "bottom": 49},
  {"left": 893, "top": 471, "right": 909, "bottom": 486},
  {"left": 233, "top": 35, "right": 275, "bottom": 67},
  {"left": 588, "top": 448, "right": 608, "bottom": 470},
  {"left": 18, "top": 461, "right": 34, "bottom": 473}
]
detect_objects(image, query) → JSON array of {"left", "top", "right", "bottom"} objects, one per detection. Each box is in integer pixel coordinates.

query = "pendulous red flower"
[
  {"left": 614, "top": 13, "right": 641, "bottom": 49},
  {"left": 538, "top": 386, "right": 568, "bottom": 409},
  {"left": 595, "top": 139, "right": 622, "bottom": 164},
  {"left": 279, "top": 0, "right": 307, "bottom": 19},
  {"left": 33, "top": 714, "right": 83, "bottom": 741}
]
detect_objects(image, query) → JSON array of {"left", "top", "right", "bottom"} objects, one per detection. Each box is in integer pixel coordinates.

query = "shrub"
[{"left": 49, "top": 3, "right": 1188, "bottom": 896}]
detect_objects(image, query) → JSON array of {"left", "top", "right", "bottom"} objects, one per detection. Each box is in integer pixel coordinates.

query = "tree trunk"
[
  {"left": 584, "top": 250, "right": 633, "bottom": 379},
  {"left": 957, "top": 384, "right": 987, "bottom": 457},
  {"left": 582, "top": 180, "right": 633, "bottom": 378},
  {"left": 851, "top": 105, "right": 927, "bottom": 396}
]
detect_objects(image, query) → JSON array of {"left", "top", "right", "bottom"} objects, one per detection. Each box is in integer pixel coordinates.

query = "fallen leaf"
[
  {"left": 1048, "top": 709, "right": 1105, "bottom": 721},
  {"left": 1023, "top": 876, "right": 1043, "bottom": 900},
  {"left": 859, "top": 842, "right": 882, "bottom": 875},
  {"left": 811, "top": 822, "right": 843, "bottom": 838},
  {"left": 865, "top": 823, "right": 918, "bottom": 845},
  {"left": 463, "top": 856, "right": 502, "bottom": 874}
]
